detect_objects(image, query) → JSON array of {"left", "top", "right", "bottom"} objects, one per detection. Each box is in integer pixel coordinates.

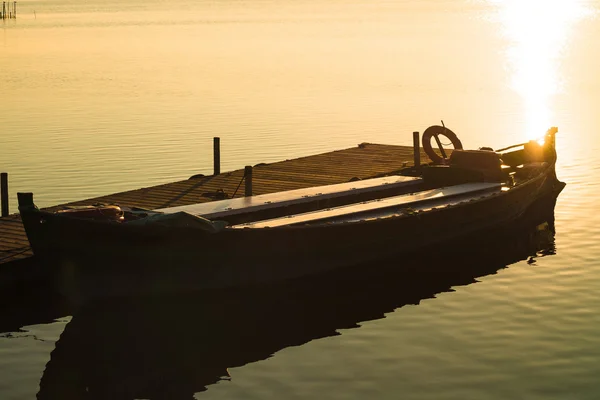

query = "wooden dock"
[{"left": 0, "top": 143, "right": 427, "bottom": 268}]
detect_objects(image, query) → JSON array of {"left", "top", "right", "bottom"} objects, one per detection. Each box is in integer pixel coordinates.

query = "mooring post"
[
  {"left": 1, "top": 173, "right": 8, "bottom": 217},
  {"left": 413, "top": 131, "right": 420, "bottom": 170},
  {"left": 13, "top": 1, "right": 16, "bottom": 18},
  {"left": 244, "top": 165, "right": 253, "bottom": 197},
  {"left": 213, "top": 137, "right": 221, "bottom": 175}
]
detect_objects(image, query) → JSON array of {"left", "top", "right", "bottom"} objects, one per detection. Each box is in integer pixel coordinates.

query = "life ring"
[{"left": 422, "top": 125, "right": 463, "bottom": 164}]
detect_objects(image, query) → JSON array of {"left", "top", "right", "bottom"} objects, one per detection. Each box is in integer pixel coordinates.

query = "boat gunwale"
[
  {"left": 228, "top": 182, "right": 505, "bottom": 230},
  {"left": 224, "top": 159, "right": 556, "bottom": 231},
  {"left": 21, "top": 159, "right": 555, "bottom": 234}
]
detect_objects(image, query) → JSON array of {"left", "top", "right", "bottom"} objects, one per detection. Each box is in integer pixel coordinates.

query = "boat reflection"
[
  {"left": 37, "top": 196, "right": 559, "bottom": 399},
  {"left": 0, "top": 274, "right": 70, "bottom": 335}
]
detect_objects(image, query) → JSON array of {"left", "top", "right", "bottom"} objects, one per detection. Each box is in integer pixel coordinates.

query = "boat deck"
[
  {"left": 0, "top": 143, "right": 429, "bottom": 267},
  {"left": 156, "top": 175, "right": 422, "bottom": 219},
  {"left": 231, "top": 183, "right": 502, "bottom": 229}
]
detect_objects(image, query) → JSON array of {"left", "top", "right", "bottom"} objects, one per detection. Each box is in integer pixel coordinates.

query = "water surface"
[{"left": 2, "top": 0, "right": 600, "bottom": 399}]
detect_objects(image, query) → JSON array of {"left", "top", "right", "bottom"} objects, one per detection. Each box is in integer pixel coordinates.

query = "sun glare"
[{"left": 489, "top": 0, "right": 593, "bottom": 139}]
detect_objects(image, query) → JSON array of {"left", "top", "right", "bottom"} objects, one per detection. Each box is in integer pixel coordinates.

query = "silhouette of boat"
[
  {"left": 18, "top": 126, "right": 565, "bottom": 302},
  {"left": 36, "top": 196, "right": 559, "bottom": 399}
]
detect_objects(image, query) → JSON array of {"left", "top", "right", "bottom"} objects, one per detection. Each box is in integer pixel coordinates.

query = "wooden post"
[
  {"left": 1, "top": 173, "right": 8, "bottom": 217},
  {"left": 13, "top": 1, "right": 15, "bottom": 18},
  {"left": 413, "top": 131, "right": 420, "bottom": 170},
  {"left": 213, "top": 137, "right": 220, "bottom": 175},
  {"left": 244, "top": 166, "right": 253, "bottom": 197}
]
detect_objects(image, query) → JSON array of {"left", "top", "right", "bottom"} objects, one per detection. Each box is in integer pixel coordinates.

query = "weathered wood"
[
  {"left": 0, "top": 143, "right": 423, "bottom": 266},
  {"left": 1, "top": 173, "right": 8, "bottom": 217}
]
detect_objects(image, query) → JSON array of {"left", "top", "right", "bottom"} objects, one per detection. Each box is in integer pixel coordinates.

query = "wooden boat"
[{"left": 17, "top": 126, "right": 565, "bottom": 301}]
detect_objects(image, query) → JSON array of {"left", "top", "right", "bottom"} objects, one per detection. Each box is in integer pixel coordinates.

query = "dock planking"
[{"left": 0, "top": 143, "right": 429, "bottom": 266}]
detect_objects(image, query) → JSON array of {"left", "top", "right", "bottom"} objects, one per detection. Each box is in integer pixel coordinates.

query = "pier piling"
[
  {"left": 413, "top": 131, "right": 421, "bottom": 170},
  {"left": 213, "top": 137, "right": 221, "bottom": 176},
  {"left": 1, "top": 173, "right": 8, "bottom": 217},
  {"left": 0, "top": 1, "right": 16, "bottom": 19}
]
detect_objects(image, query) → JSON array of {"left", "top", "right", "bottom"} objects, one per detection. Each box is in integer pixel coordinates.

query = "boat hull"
[{"left": 19, "top": 163, "right": 564, "bottom": 303}]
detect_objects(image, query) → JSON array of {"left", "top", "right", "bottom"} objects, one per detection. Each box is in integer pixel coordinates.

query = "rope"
[
  {"left": 231, "top": 170, "right": 247, "bottom": 198},
  {"left": 0, "top": 246, "right": 31, "bottom": 263}
]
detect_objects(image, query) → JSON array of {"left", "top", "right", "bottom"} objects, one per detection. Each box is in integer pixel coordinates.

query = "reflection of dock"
[
  {"left": 0, "top": 143, "right": 425, "bottom": 271},
  {"left": 0, "top": 1, "right": 17, "bottom": 19}
]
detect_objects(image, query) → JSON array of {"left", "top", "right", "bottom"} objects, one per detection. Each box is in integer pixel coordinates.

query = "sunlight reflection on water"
[{"left": 489, "top": 0, "right": 595, "bottom": 139}]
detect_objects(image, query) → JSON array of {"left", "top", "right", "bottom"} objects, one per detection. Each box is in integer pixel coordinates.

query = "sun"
[{"left": 489, "top": 0, "right": 594, "bottom": 139}]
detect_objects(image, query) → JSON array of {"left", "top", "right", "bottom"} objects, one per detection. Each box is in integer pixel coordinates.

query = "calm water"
[{"left": 2, "top": 0, "right": 600, "bottom": 398}]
